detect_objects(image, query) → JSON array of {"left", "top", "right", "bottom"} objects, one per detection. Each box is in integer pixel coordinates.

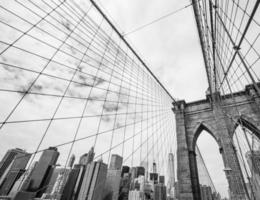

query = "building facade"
[
  {"left": 77, "top": 160, "right": 107, "bottom": 200},
  {"left": 0, "top": 149, "right": 31, "bottom": 196}
]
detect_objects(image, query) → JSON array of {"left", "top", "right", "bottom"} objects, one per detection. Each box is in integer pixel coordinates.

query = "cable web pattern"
[
  {"left": 192, "top": 0, "right": 260, "bottom": 95},
  {"left": 0, "top": 0, "right": 176, "bottom": 186}
]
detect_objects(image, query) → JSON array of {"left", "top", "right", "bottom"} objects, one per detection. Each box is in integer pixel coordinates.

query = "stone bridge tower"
[{"left": 173, "top": 84, "right": 260, "bottom": 200}]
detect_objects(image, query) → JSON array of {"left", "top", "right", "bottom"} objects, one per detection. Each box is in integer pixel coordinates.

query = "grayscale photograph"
[{"left": 0, "top": 0, "right": 259, "bottom": 200}]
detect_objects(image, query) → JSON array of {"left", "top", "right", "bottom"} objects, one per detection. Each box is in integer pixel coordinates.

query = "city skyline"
[{"left": 0, "top": 146, "right": 188, "bottom": 200}]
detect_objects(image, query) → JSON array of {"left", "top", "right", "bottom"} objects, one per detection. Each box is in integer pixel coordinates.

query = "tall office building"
[
  {"left": 44, "top": 154, "right": 75, "bottom": 198},
  {"left": 149, "top": 162, "right": 159, "bottom": 184},
  {"left": 61, "top": 164, "right": 81, "bottom": 200},
  {"left": 0, "top": 149, "right": 31, "bottom": 195},
  {"left": 136, "top": 175, "right": 145, "bottom": 192},
  {"left": 129, "top": 176, "right": 145, "bottom": 199},
  {"left": 78, "top": 160, "right": 107, "bottom": 200},
  {"left": 49, "top": 168, "right": 71, "bottom": 199},
  {"left": 104, "top": 155, "right": 123, "bottom": 200},
  {"left": 143, "top": 182, "right": 153, "bottom": 199},
  {"left": 154, "top": 183, "right": 167, "bottom": 200},
  {"left": 9, "top": 161, "right": 38, "bottom": 197},
  {"left": 23, "top": 147, "right": 59, "bottom": 197},
  {"left": 140, "top": 161, "right": 148, "bottom": 180},
  {"left": 69, "top": 154, "right": 76, "bottom": 168},
  {"left": 72, "top": 164, "right": 86, "bottom": 200},
  {"left": 130, "top": 167, "right": 137, "bottom": 190},
  {"left": 130, "top": 167, "right": 137, "bottom": 179},
  {"left": 79, "top": 147, "right": 95, "bottom": 165},
  {"left": 129, "top": 166, "right": 144, "bottom": 191},
  {"left": 109, "top": 154, "right": 123, "bottom": 170},
  {"left": 149, "top": 172, "right": 158, "bottom": 184},
  {"left": 73, "top": 147, "right": 96, "bottom": 199},
  {"left": 140, "top": 161, "right": 148, "bottom": 172},
  {"left": 45, "top": 168, "right": 63, "bottom": 194},
  {"left": 152, "top": 162, "right": 157, "bottom": 173},
  {"left": 121, "top": 166, "right": 130, "bottom": 177},
  {"left": 118, "top": 173, "right": 131, "bottom": 200},
  {"left": 0, "top": 160, "right": 13, "bottom": 188},
  {"left": 167, "top": 152, "right": 175, "bottom": 198},
  {"left": 104, "top": 170, "right": 121, "bottom": 200},
  {"left": 159, "top": 176, "right": 165, "bottom": 185},
  {"left": 136, "top": 166, "right": 145, "bottom": 178},
  {"left": 0, "top": 148, "right": 27, "bottom": 180}
]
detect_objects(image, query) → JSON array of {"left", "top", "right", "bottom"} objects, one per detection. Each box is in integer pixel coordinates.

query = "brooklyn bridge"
[{"left": 0, "top": 0, "right": 259, "bottom": 200}]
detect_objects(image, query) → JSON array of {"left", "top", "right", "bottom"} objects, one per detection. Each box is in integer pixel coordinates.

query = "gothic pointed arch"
[{"left": 192, "top": 122, "right": 220, "bottom": 151}]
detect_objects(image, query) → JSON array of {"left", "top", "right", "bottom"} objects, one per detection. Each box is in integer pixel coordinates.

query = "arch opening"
[
  {"left": 195, "top": 129, "right": 229, "bottom": 199},
  {"left": 233, "top": 120, "right": 260, "bottom": 200}
]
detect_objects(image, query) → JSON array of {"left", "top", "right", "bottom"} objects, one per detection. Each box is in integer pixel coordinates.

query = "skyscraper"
[
  {"left": 167, "top": 152, "right": 175, "bottom": 198},
  {"left": 78, "top": 159, "right": 107, "bottom": 200},
  {"left": 140, "top": 161, "right": 148, "bottom": 180},
  {"left": 69, "top": 154, "right": 76, "bottom": 168},
  {"left": 154, "top": 183, "right": 167, "bottom": 200},
  {"left": 104, "top": 155, "right": 123, "bottom": 200},
  {"left": 104, "top": 170, "right": 121, "bottom": 200},
  {"left": 149, "top": 173, "right": 158, "bottom": 184},
  {"left": 79, "top": 154, "right": 88, "bottom": 165},
  {"left": 44, "top": 155, "right": 76, "bottom": 199},
  {"left": 109, "top": 154, "right": 123, "bottom": 170},
  {"left": 159, "top": 176, "right": 165, "bottom": 185},
  {"left": 143, "top": 182, "right": 153, "bottom": 199},
  {"left": 23, "top": 147, "right": 59, "bottom": 197},
  {"left": 79, "top": 147, "right": 95, "bottom": 165},
  {"left": 0, "top": 148, "right": 27, "bottom": 180},
  {"left": 73, "top": 147, "right": 95, "bottom": 199},
  {"left": 8, "top": 161, "right": 38, "bottom": 198},
  {"left": 130, "top": 167, "right": 137, "bottom": 179},
  {"left": 152, "top": 161, "right": 157, "bottom": 173},
  {"left": 118, "top": 173, "right": 131, "bottom": 200},
  {"left": 45, "top": 168, "right": 64, "bottom": 194},
  {"left": 72, "top": 164, "right": 86, "bottom": 200},
  {"left": 61, "top": 164, "right": 81, "bottom": 200},
  {"left": 136, "top": 166, "right": 145, "bottom": 178},
  {"left": 49, "top": 168, "right": 71, "bottom": 199},
  {"left": 121, "top": 166, "right": 130, "bottom": 177},
  {"left": 0, "top": 149, "right": 31, "bottom": 195},
  {"left": 130, "top": 167, "right": 137, "bottom": 190}
]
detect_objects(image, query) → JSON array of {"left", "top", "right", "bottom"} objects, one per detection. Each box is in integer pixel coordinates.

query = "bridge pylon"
[{"left": 173, "top": 84, "right": 260, "bottom": 200}]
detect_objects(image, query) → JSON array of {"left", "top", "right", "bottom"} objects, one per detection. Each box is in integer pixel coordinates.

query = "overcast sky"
[{"left": 98, "top": 0, "right": 209, "bottom": 101}]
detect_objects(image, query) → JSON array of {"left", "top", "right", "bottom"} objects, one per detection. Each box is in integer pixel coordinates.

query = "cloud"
[
  {"left": 61, "top": 19, "right": 72, "bottom": 32},
  {"left": 76, "top": 74, "right": 106, "bottom": 87},
  {"left": 103, "top": 102, "right": 120, "bottom": 112}
]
